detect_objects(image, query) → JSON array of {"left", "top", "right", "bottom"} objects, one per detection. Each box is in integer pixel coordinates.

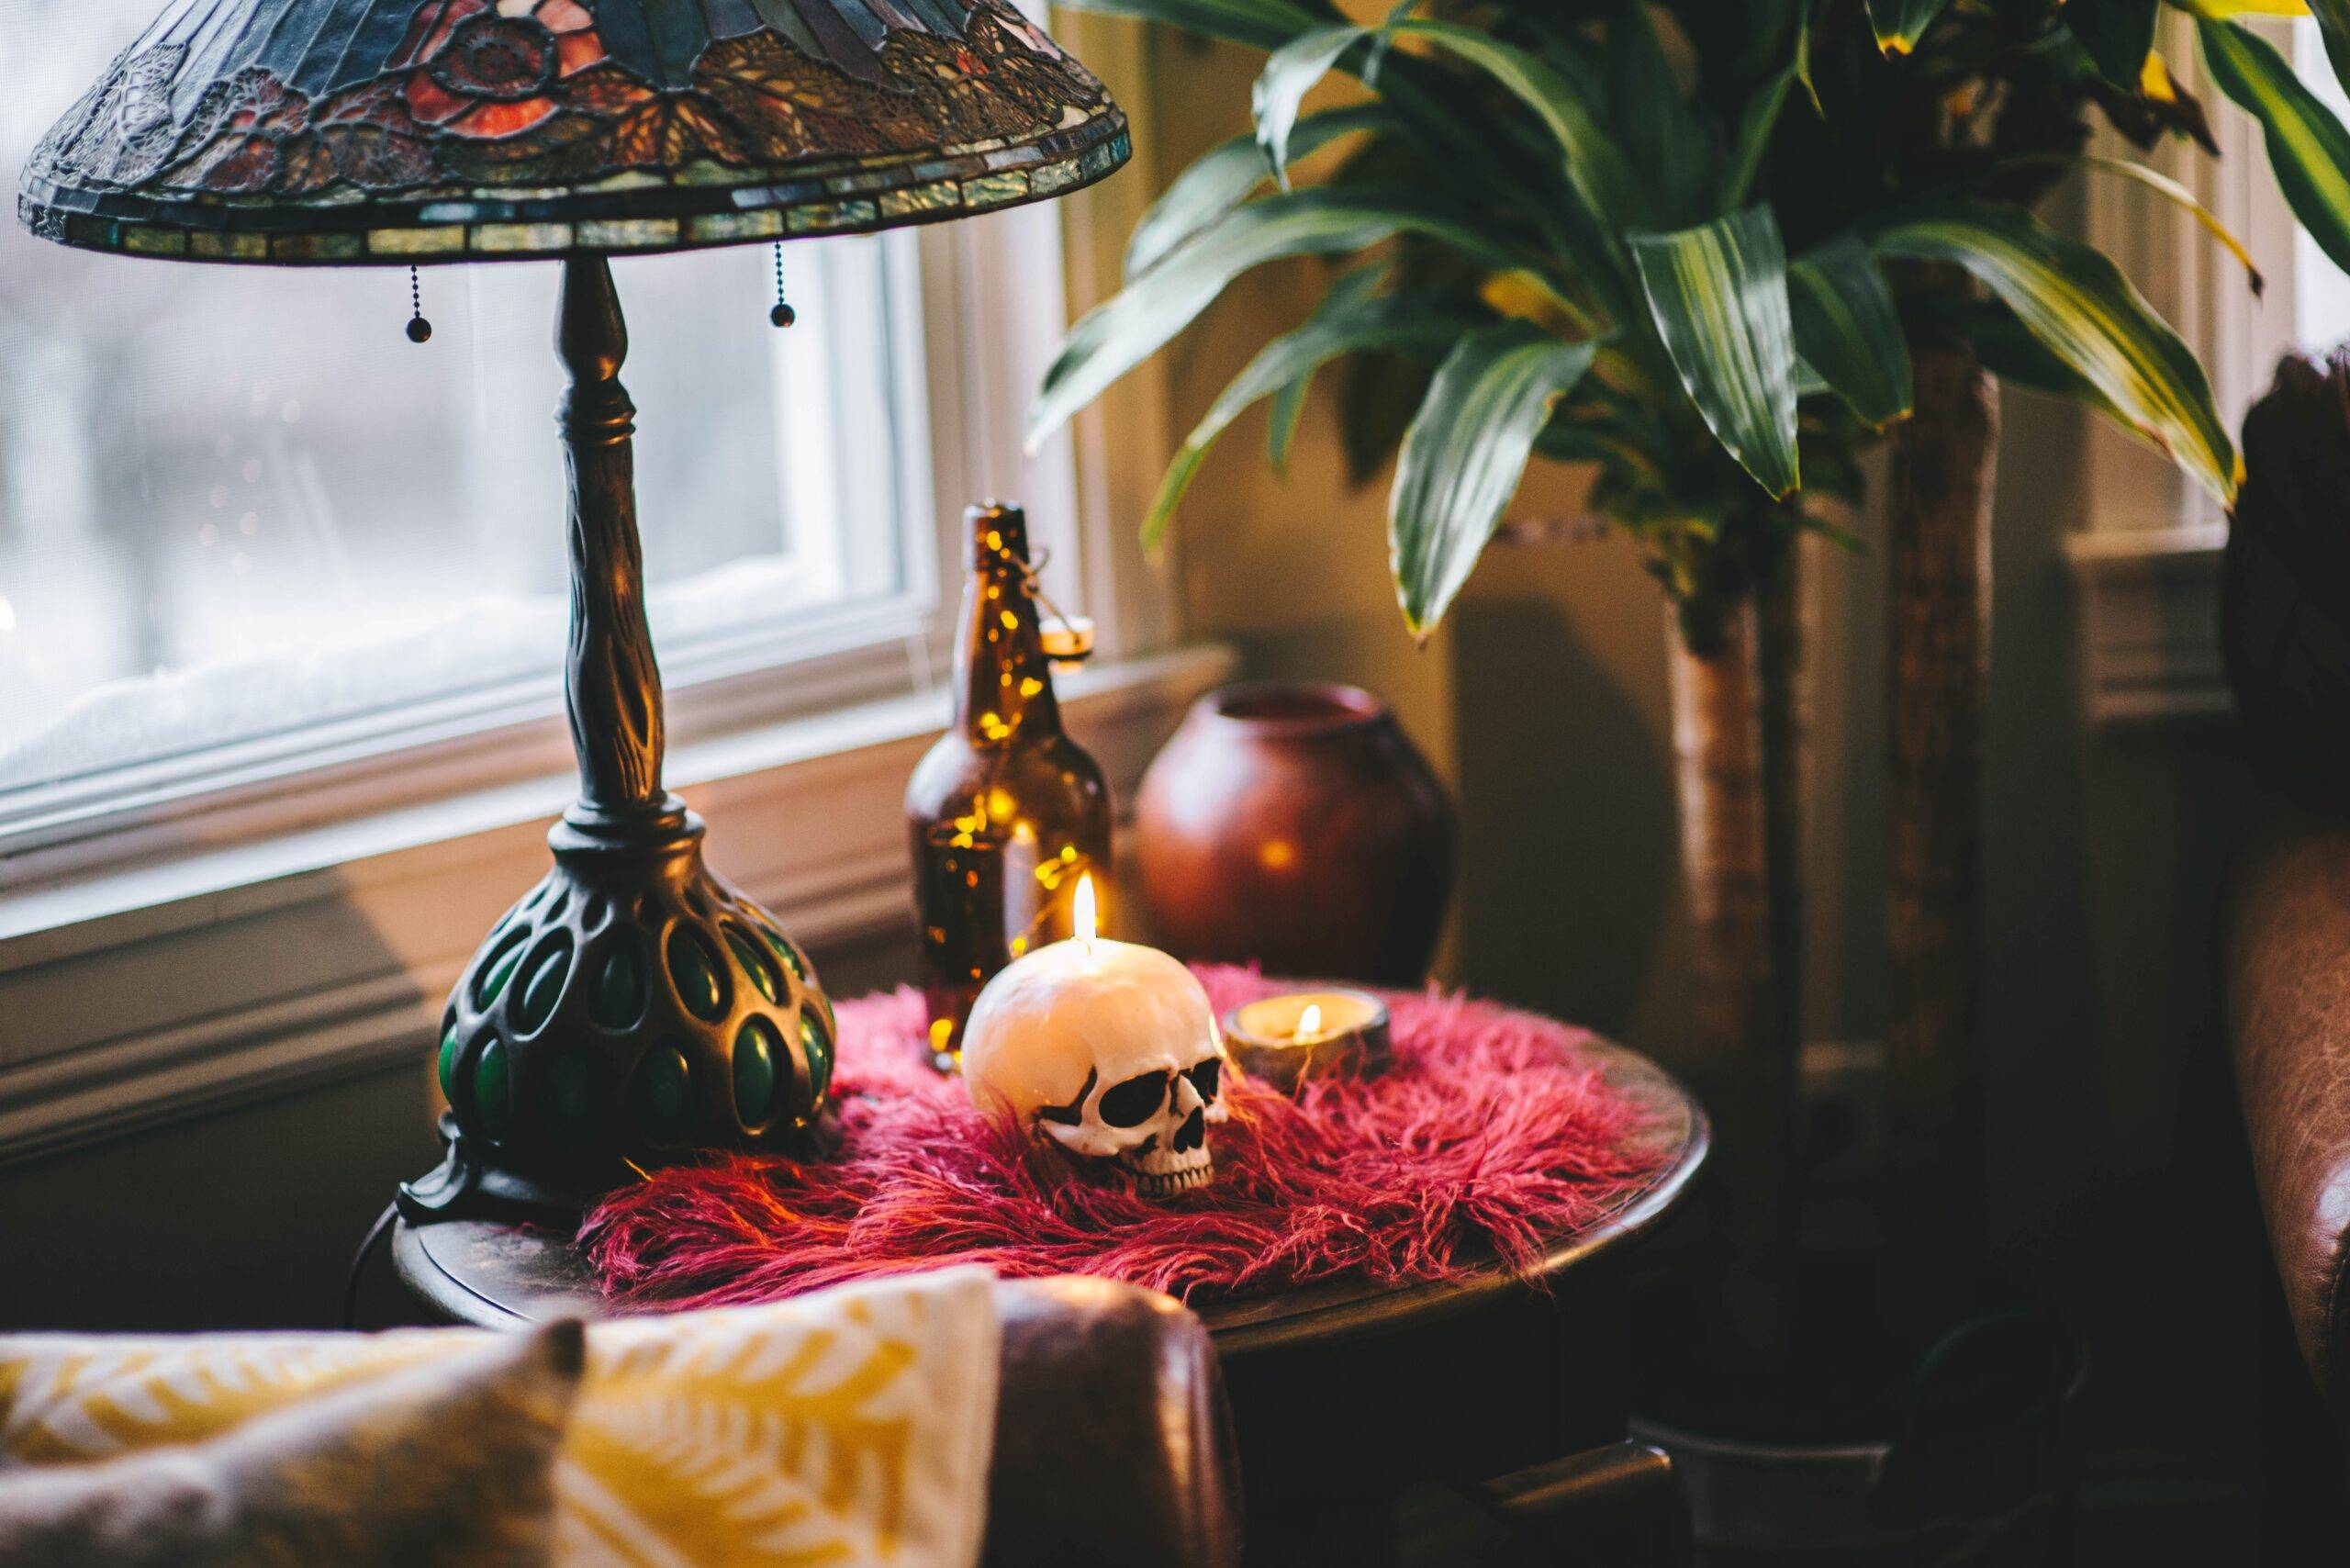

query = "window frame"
[{"left": 0, "top": 204, "right": 1097, "bottom": 890}]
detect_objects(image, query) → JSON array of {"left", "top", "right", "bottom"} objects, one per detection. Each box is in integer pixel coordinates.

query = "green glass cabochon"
[{"left": 17, "top": 0, "right": 1128, "bottom": 263}]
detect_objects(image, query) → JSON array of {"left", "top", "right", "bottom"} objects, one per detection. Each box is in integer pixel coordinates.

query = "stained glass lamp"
[{"left": 19, "top": 0, "right": 1128, "bottom": 1224}]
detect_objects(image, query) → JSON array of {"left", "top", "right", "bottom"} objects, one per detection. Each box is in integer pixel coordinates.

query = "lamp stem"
[{"left": 555, "top": 253, "right": 666, "bottom": 818}]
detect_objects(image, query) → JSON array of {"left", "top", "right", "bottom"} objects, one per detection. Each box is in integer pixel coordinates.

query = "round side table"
[{"left": 391, "top": 1036, "right": 1707, "bottom": 1562}]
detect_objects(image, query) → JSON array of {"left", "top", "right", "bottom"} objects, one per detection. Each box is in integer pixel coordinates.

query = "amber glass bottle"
[{"left": 906, "top": 502, "right": 1112, "bottom": 1069}]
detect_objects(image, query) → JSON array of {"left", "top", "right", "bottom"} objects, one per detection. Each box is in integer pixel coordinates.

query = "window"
[
  {"left": 0, "top": 0, "right": 1096, "bottom": 877},
  {"left": 2298, "top": 19, "right": 2350, "bottom": 353},
  {"left": 0, "top": 230, "right": 936, "bottom": 796}
]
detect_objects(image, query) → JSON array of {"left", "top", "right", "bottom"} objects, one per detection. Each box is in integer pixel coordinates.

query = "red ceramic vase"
[{"left": 1135, "top": 683, "right": 1455, "bottom": 985}]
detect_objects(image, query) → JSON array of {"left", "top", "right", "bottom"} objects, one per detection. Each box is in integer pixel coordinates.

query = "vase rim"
[{"left": 1202, "top": 682, "right": 1389, "bottom": 735}]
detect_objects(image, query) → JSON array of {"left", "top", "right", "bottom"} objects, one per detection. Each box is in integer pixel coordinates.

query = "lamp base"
[
  {"left": 406, "top": 797, "right": 835, "bottom": 1226},
  {"left": 397, "top": 1114, "right": 606, "bottom": 1227}
]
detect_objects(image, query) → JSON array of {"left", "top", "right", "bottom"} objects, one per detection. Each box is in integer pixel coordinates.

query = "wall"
[
  {"left": 0, "top": 926, "right": 919, "bottom": 1332},
  {"left": 1089, "top": 20, "right": 1458, "bottom": 732}
]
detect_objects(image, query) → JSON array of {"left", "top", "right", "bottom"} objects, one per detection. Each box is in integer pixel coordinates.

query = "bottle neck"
[{"left": 953, "top": 512, "right": 1060, "bottom": 744}]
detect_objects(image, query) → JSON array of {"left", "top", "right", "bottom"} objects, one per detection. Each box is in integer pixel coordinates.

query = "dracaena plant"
[
  {"left": 1024, "top": 0, "right": 2262, "bottom": 651},
  {"left": 2182, "top": 0, "right": 2350, "bottom": 281},
  {"left": 1024, "top": 0, "right": 2304, "bottom": 1349}
]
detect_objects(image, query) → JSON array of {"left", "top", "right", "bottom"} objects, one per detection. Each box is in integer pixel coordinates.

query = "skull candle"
[{"left": 961, "top": 891, "right": 1228, "bottom": 1195}]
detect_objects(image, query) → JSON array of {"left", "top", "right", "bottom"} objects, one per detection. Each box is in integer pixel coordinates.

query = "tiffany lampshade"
[{"left": 19, "top": 0, "right": 1128, "bottom": 1223}]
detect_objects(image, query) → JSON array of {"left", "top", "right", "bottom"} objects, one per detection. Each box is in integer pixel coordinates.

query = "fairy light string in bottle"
[{"left": 904, "top": 502, "right": 1109, "bottom": 1069}]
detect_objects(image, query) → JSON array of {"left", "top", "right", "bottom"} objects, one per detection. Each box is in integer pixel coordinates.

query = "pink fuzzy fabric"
[{"left": 580, "top": 968, "right": 1663, "bottom": 1310}]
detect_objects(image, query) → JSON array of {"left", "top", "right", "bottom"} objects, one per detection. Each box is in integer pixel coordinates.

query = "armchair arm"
[
  {"left": 983, "top": 1277, "right": 1243, "bottom": 1568},
  {"left": 2224, "top": 803, "right": 2350, "bottom": 1405}
]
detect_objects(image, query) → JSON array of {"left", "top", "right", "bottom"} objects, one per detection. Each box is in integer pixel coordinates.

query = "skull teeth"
[
  {"left": 1121, "top": 1141, "right": 1214, "bottom": 1196},
  {"left": 1133, "top": 1163, "right": 1213, "bottom": 1196}
]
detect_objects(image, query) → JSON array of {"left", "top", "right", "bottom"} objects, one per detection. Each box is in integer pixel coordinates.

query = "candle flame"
[
  {"left": 1073, "top": 872, "right": 1098, "bottom": 945},
  {"left": 1294, "top": 1002, "right": 1323, "bottom": 1043}
]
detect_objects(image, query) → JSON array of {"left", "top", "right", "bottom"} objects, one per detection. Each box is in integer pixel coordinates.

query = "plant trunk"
[
  {"left": 1886, "top": 303, "right": 1998, "bottom": 1288},
  {"left": 1666, "top": 544, "right": 1805, "bottom": 1364}
]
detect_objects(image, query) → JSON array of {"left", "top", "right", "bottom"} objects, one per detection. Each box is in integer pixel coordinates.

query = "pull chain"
[
  {"left": 405, "top": 265, "right": 431, "bottom": 343},
  {"left": 768, "top": 242, "right": 796, "bottom": 329}
]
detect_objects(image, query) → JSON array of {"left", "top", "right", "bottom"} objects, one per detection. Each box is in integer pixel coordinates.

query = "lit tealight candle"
[
  {"left": 1040, "top": 614, "right": 1095, "bottom": 667},
  {"left": 1222, "top": 987, "right": 1392, "bottom": 1092}
]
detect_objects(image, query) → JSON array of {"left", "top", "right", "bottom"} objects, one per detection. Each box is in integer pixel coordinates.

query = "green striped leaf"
[
  {"left": 1126, "top": 106, "right": 1391, "bottom": 279},
  {"left": 1957, "top": 299, "right": 2229, "bottom": 487},
  {"left": 1796, "top": 0, "right": 1825, "bottom": 114},
  {"left": 1030, "top": 185, "right": 1561, "bottom": 451},
  {"left": 1143, "top": 268, "right": 1472, "bottom": 546},
  {"left": 1268, "top": 375, "right": 1311, "bottom": 468},
  {"left": 1051, "top": 0, "right": 1318, "bottom": 51},
  {"left": 1607, "top": 0, "right": 1712, "bottom": 226},
  {"left": 1391, "top": 323, "right": 1597, "bottom": 635},
  {"left": 1865, "top": 0, "right": 1951, "bottom": 54},
  {"left": 2077, "top": 154, "right": 2265, "bottom": 294},
  {"left": 1787, "top": 235, "right": 1912, "bottom": 428},
  {"left": 1534, "top": 413, "right": 1666, "bottom": 484},
  {"left": 1723, "top": 67, "right": 1795, "bottom": 209},
  {"left": 1254, "top": 25, "right": 1370, "bottom": 188},
  {"left": 1873, "top": 202, "right": 2235, "bottom": 500},
  {"left": 1956, "top": 302, "right": 2128, "bottom": 425},
  {"left": 1629, "top": 207, "right": 1802, "bottom": 498},
  {"left": 1361, "top": 0, "right": 1418, "bottom": 80},
  {"left": 1393, "top": 19, "right": 1641, "bottom": 227},
  {"left": 2196, "top": 17, "right": 2350, "bottom": 278},
  {"left": 2311, "top": 0, "right": 2350, "bottom": 94},
  {"left": 2066, "top": 0, "right": 2158, "bottom": 89}
]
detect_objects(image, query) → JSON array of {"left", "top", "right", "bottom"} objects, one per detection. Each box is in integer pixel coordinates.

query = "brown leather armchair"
[
  {"left": 2225, "top": 804, "right": 2350, "bottom": 1406},
  {"left": 987, "top": 1277, "right": 1242, "bottom": 1568}
]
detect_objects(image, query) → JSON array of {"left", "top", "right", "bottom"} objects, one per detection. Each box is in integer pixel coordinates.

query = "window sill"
[{"left": 0, "top": 644, "right": 1235, "bottom": 1166}]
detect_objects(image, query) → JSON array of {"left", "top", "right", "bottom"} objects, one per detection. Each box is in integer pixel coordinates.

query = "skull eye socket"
[
  {"left": 1187, "top": 1058, "right": 1221, "bottom": 1102},
  {"left": 1099, "top": 1070, "right": 1169, "bottom": 1127}
]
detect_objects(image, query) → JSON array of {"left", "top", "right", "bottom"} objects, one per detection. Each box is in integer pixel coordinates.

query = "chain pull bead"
[{"left": 405, "top": 265, "right": 432, "bottom": 344}]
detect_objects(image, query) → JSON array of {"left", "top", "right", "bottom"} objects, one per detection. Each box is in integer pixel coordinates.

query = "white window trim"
[
  {"left": 0, "top": 35, "right": 1230, "bottom": 1167},
  {"left": 2065, "top": 12, "right": 2297, "bottom": 726}
]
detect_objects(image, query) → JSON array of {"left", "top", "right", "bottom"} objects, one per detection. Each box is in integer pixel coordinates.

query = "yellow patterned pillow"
[
  {"left": 0, "top": 1317, "right": 582, "bottom": 1568},
  {"left": 0, "top": 1267, "right": 1003, "bottom": 1568}
]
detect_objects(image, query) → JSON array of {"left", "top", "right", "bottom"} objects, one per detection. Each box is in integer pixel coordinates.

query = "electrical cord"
[{"left": 341, "top": 1201, "right": 397, "bottom": 1329}]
